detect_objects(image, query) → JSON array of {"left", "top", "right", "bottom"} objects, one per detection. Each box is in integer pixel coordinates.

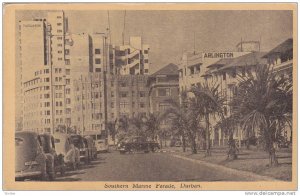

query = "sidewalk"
[{"left": 160, "top": 146, "right": 292, "bottom": 181}]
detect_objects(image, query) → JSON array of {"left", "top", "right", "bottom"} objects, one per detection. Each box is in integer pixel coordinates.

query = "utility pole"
[
  {"left": 193, "top": 31, "right": 196, "bottom": 55},
  {"left": 122, "top": 10, "right": 126, "bottom": 45}
]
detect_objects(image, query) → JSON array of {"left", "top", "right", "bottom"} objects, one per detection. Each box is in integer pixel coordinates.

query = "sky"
[{"left": 16, "top": 10, "right": 293, "bottom": 73}]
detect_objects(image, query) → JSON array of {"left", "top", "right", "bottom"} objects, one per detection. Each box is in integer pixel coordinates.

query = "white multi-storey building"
[{"left": 115, "top": 37, "right": 150, "bottom": 75}]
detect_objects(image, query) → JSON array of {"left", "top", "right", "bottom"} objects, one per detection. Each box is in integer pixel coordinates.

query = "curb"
[{"left": 170, "top": 154, "right": 280, "bottom": 181}]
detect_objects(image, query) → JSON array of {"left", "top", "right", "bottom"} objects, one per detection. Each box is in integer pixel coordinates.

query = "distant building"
[
  {"left": 263, "top": 38, "right": 293, "bottom": 142},
  {"left": 148, "top": 63, "right": 179, "bottom": 114},
  {"left": 72, "top": 73, "right": 149, "bottom": 134},
  {"left": 115, "top": 37, "right": 150, "bottom": 75},
  {"left": 177, "top": 41, "right": 264, "bottom": 146}
]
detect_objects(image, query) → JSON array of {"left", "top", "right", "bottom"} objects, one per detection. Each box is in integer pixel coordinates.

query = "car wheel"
[
  {"left": 152, "top": 146, "right": 159, "bottom": 152},
  {"left": 48, "top": 171, "right": 56, "bottom": 181}
]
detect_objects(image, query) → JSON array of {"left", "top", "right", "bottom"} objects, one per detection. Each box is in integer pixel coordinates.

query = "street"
[{"left": 55, "top": 149, "right": 269, "bottom": 182}]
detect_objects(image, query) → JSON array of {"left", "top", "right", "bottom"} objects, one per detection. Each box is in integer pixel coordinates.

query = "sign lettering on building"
[{"left": 203, "top": 52, "right": 234, "bottom": 59}]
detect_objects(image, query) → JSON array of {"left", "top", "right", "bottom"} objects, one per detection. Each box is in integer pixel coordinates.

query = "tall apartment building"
[
  {"left": 19, "top": 19, "right": 50, "bottom": 133},
  {"left": 115, "top": 37, "right": 150, "bottom": 75},
  {"left": 18, "top": 11, "right": 152, "bottom": 134},
  {"left": 18, "top": 11, "right": 95, "bottom": 133}
]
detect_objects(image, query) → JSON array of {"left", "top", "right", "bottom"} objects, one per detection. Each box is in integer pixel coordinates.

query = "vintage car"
[
  {"left": 96, "top": 138, "right": 109, "bottom": 153},
  {"left": 69, "top": 134, "right": 89, "bottom": 164},
  {"left": 15, "top": 131, "right": 55, "bottom": 181},
  {"left": 117, "top": 136, "right": 160, "bottom": 154},
  {"left": 53, "top": 133, "right": 80, "bottom": 170},
  {"left": 84, "top": 136, "right": 97, "bottom": 160},
  {"left": 38, "top": 133, "right": 65, "bottom": 176}
]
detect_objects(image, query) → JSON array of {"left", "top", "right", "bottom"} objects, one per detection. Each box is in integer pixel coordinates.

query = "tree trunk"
[
  {"left": 227, "top": 132, "right": 238, "bottom": 160},
  {"left": 191, "top": 135, "right": 197, "bottom": 154},
  {"left": 269, "top": 145, "right": 278, "bottom": 167},
  {"left": 182, "top": 135, "right": 186, "bottom": 152},
  {"left": 205, "top": 114, "right": 211, "bottom": 156}
]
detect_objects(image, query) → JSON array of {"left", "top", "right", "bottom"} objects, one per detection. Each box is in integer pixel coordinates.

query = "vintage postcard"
[{"left": 3, "top": 3, "right": 297, "bottom": 191}]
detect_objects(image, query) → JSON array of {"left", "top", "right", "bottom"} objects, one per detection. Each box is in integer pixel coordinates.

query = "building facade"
[
  {"left": 115, "top": 37, "right": 150, "bottom": 75},
  {"left": 72, "top": 73, "right": 150, "bottom": 134}
]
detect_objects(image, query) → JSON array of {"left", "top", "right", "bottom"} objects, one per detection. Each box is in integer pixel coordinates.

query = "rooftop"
[
  {"left": 216, "top": 52, "right": 268, "bottom": 71},
  {"left": 151, "top": 63, "right": 179, "bottom": 77},
  {"left": 263, "top": 38, "right": 293, "bottom": 58}
]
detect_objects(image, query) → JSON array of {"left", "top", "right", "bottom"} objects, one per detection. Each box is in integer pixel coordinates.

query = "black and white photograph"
[{"left": 3, "top": 3, "right": 297, "bottom": 191}]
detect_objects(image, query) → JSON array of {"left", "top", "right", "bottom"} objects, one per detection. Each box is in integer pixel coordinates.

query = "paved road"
[{"left": 55, "top": 150, "right": 267, "bottom": 181}]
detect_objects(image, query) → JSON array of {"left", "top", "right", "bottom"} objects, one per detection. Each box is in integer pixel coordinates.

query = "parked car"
[
  {"left": 69, "top": 134, "right": 89, "bottom": 164},
  {"left": 15, "top": 131, "right": 55, "bottom": 181},
  {"left": 84, "top": 131, "right": 109, "bottom": 153},
  {"left": 84, "top": 136, "right": 97, "bottom": 160},
  {"left": 97, "top": 139, "right": 109, "bottom": 153},
  {"left": 38, "top": 133, "right": 65, "bottom": 176},
  {"left": 117, "top": 136, "right": 160, "bottom": 154},
  {"left": 53, "top": 133, "right": 80, "bottom": 170}
]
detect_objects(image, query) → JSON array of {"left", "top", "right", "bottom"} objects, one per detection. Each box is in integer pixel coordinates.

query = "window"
[
  {"left": 66, "top": 79, "right": 70, "bottom": 85},
  {"left": 65, "top": 59, "right": 70, "bottom": 65},
  {"left": 95, "top": 58, "right": 101, "bottom": 64},
  {"left": 111, "top": 81, "right": 114, "bottom": 87},
  {"left": 159, "top": 103, "right": 169, "bottom": 112},
  {"left": 44, "top": 86, "right": 50, "bottom": 90},
  {"left": 58, "top": 50, "right": 62, "bottom": 54},
  {"left": 65, "top": 49, "right": 70, "bottom": 55},
  {"left": 111, "top": 102, "right": 114, "bottom": 108},
  {"left": 66, "top": 69, "right": 70, "bottom": 75},
  {"left": 44, "top": 94, "right": 50, "bottom": 98},
  {"left": 57, "top": 36, "right": 62, "bottom": 40},
  {"left": 95, "top": 68, "right": 101, "bottom": 72},
  {"left": 57, "top": 30, "right": 63, "bottom": 33},
  {"left": 120, "top": 82, "right": 126, "bottom": 87},
  {"left": 144, "top": 59, "right": 149, "bottom": 63},
  {"left": 140, "top": 103, "right": 145, "bottom": 108},
  {"left": 223, "top": 73, "right": 226, "bottom": 80},
  {"left": 144, "top": 50, "right": 148, "bottom": 54},
  {"left": 95, "top": 49, "right": 101, "bottom": 54},
  {"left": 57, "top": 23, "right": 62, "bottom": 26},
  {"left": 144, "top": 69, "right": 148, "bottom": 73},
  {"left": 111, "top": 91, "right": 114, "bottom": 97},
  {"left": 45, "top": 78, "right": 50, "bottom": 82},
  {"left": 120, "top": 102, "right": 129, "bottom": 108},
  {"left": 121, "top": 92, "right": 127, "bottom": 97},
  {"left": 66, "top": 98, "right": 71, "bottom": 104},
  {"left": 58, "top": 58, "right": 63, "bottom": 61},
  {"left": 139, "top": 91, "right": 145, "bottom": 97},
  {"left": 242, "top": 68, "right": 246, "bottom": 77},
  {"left": 66, "top": 88, "right": 70, "bottom": 94},
  {"left": 57, "top": 44, "right": 63, "bottom": 47},
  {"left": 44, "top": 69, "right": 49, "bottom": 74},
  {"left": 232, "top": 70, "right": 236, "bottom": 78},
  {"left": 57, "top": 16, "right": 62, "bottom": 19},
  {"left": 158, "top": 88, "right": 170, "bottom": 96}
]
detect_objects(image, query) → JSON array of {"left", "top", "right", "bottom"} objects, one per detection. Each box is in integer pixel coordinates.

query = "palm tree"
[
  {"left": 215, "top": 115, "right": 238, "bottom": 159},
  {"left": 144, "top": 113, "right": 161, "bottom": 141},
  {"left": 232, "top": 65, "right": 292, "bottom": 166},
  {"left": 130, "top": 114, "right": 147, "bottom": 137},
  {"left": 116, "top": 115, "right": 130, "bottom": 141},
  {"left": 191, "top": 83, "right": 225, "bottom": 157},
  {"left": 107, "top": 119, "right": 118, "bottom": 145},
  {"left": 162, "top": 92, "right": 189, "bottom": 152}
]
